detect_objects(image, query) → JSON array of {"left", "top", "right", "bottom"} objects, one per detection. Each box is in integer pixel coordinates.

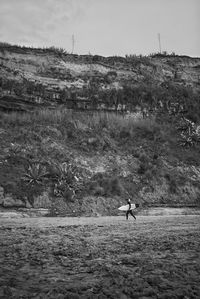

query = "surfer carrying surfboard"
[
  {"left": 126, "top": 198, "right": 137, "bottom": 220},
  {"left": 118, "top": 195, "right": 139, "bottom": 218}
]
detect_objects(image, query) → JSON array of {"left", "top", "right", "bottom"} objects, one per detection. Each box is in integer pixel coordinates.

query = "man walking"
[{"left": 126, "top": 198, "right": 139, "bottom": 220}]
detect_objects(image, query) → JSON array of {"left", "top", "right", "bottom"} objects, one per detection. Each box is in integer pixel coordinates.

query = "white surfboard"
[{"left": 118, "top": 204, "right": 138, "bottom": 211}]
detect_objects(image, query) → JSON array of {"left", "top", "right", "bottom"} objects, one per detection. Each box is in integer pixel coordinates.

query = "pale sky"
[{"left": 0, "top": 0, "right": 199, "bottom": 57}]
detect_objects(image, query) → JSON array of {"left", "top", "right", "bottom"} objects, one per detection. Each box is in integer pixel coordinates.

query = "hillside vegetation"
[{"left": 0, "top": 43, "right": 200, "bottom": 214}]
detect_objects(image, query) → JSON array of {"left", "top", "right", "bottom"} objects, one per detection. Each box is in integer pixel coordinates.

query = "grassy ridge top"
[{"left": 1, "top": 41, "right": 199, "bottom": 59}]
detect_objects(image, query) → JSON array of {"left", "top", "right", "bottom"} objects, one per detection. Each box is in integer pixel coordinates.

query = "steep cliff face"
[
  {"left": 0, "top": 44, "right": 200, "bottom": 214},
  {"left": 0, "top": 44, "right": 200, "bottom": 102}
]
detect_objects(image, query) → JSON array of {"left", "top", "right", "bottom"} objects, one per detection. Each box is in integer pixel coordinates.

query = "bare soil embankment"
[{"left": 0, "top": 215, "right": 200, "bottom": 298}]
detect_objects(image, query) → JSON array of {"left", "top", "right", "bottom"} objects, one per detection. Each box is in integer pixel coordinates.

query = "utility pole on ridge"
[
  {"left": 72, "top": 34, "right": 75, "bottom": 54},
  {"left": 158, "top": 33, "right": 162, "bottom": 53}
]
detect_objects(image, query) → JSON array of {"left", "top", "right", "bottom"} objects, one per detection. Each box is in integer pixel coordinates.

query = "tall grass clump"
[
  {"left": 1, "top": 108, "right": 74, "bottom": 126},
  {"left": 84, "top": 112, "right": 159, "bottom": 139},
  {"left": 1, "top": 109, "right": 160, "bottom": 143}
]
